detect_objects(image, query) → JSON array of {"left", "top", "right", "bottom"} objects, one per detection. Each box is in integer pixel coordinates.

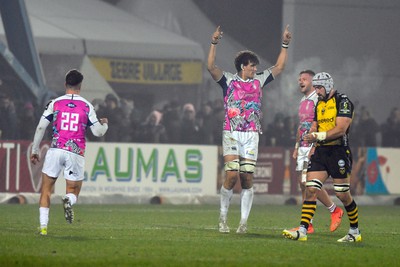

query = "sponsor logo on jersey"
[{"left": 318, "top": 117, "right": 334, "bottom": 124}]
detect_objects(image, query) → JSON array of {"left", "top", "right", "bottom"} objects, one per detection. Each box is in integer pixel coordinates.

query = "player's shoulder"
[
  {"left": 222, "top": 71, "right": 235, "bottom": 80},
  {"left": 220, "top": 71, "right": 237, "bottom": 85},
  {"left": 44, "top": 99, "right": 54, "bottom": 110},
  {"left": 76, "top": 95, "right": 92, "bottom": 105},
  {"left": 255, "top": 68, "right": 273, "bottom": 78},
  {"left": 336, "top": 92, "right": 350, "bottom": 100},
  {"left": 257, "top": 67, "right": 273, "bottom": 75},
  {"left": 339, "top": 93, "right": 348, "bottom": 98},
  {"left": 61, "top": 94, "right": 91, "bottom": 104},
  {"left": 255, "top": 69, "right": 274, "bottom": 86},
  {"left": 336, "top": 92, "right": 353, "bottom": 105},
  {"left": 335, "top": 92, "right": 354, "bottom": 114},
  {"left": 54, "top": 94, "right": 94, "bottom": 110},
  {"left": 76, "top": 96, "right": 95, "bottom": 111},
  {"left": 304, "top": 90, "right": 318, "bottom": 102}
]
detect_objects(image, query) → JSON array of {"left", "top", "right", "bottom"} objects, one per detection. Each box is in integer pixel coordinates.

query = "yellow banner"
[{"left": 90, "top": 57, "right": 202, "bottom": 85}]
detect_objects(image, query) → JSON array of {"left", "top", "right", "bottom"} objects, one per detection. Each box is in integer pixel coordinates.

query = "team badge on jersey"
[{"left": 339, "top": 99, "right": 351, "bottom": 114}]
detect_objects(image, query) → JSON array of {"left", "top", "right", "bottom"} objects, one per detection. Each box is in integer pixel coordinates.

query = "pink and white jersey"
[
  {"left": 217, "top": 70, "right": 274, "bottom": 132},
  {"left": 298, "top": 90, "right": 318, "bottom": 147},
  {"left": 42, "top": 94, "right": 99, "bottom": 156}
]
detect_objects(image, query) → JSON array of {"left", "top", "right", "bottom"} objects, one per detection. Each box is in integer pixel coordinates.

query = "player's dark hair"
[
  {"left": 299, "top": 70, "right": 315, "bottom": 76},
  {"left": 234, "top": 50, "right": 260, "bottom": 72},
  {"left": 65, "top": 69, "right": 83, "bottom": 87}
]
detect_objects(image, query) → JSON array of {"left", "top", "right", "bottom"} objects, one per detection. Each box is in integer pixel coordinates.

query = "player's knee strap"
[
  {"left": 239, "top": 160, "right": 256, "bottom": 173},
  {"left": 224, "top": 159, "right": 240, "bottom": 172},
  {"left": 334, "top": 183, "right": 350, "bottom": 193},
  {"left": 305, "top": 179, "right": 323, "bottom": 190}
]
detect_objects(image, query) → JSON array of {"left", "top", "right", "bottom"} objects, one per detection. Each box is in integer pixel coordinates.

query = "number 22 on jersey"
[{"left": 60, "top": 112, "right": 79, "bottom": 131}]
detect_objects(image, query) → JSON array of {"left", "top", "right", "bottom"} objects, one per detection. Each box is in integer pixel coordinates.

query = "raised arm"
[
  {"left": 270, "top": 24, "right": 292, "bottom": 78},
  {"left": 207, "top": 26, "right": 224, "bottom": 81}
]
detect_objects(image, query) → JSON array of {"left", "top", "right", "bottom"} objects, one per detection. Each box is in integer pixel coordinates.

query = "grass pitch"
[{"left": 0, "top": 203, "right": 399, "bottom": 266}]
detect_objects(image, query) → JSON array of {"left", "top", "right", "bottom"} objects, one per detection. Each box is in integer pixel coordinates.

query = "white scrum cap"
[{"left": 312, "top": 72, "right": 334, "bottom": 93}]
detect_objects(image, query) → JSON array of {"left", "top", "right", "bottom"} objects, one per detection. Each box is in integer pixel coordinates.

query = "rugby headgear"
[{"left": 312, "top": 72, "right": 334, "bottom": 94}]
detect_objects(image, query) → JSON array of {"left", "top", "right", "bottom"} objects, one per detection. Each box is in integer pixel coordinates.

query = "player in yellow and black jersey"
[
  {"left": 314, "top": 85, "right": 353, "bottom": 147},
  {"left": 283, "top": 72, "right": 361, "bottom": 243}
]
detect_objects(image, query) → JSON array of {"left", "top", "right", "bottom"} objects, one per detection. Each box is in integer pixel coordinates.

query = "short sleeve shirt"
[
  {"left": 217, "top": 70, "right": 274, "bottom": 133},
  {"left": 314, "top": 92, "right": 354, "bottom": 146},
  {"left": 298, "top": 90, "right": 318, "bottom": 147}
]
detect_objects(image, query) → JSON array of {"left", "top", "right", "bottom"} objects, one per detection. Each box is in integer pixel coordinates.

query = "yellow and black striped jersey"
[{"left": 314, "top": 92, "right": 354, "bottom": 146}]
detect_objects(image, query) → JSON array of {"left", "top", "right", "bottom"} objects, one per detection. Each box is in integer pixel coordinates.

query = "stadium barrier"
[{"left": 1, "top": 141, "right": 399, "bottom": 205}]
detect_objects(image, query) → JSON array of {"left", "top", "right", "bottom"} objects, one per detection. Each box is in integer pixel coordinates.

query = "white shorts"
[
  {"left": 222, "top": 131, "right": 259, "bottom": 161},
  {"left": 295, "top": 146, "right": 314, "bottom": 171},
  {"left": 42, "top": 148, "right": 85, "bottom": 181}
]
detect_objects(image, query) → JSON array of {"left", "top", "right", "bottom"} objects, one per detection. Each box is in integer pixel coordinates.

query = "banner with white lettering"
[{"left": 0, "top": 141, "right": 48, "bottom": 193}]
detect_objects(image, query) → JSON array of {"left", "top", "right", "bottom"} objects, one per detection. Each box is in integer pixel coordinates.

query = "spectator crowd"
[{"left": 1, "top": 92, "right": 400, "bottom": 148}]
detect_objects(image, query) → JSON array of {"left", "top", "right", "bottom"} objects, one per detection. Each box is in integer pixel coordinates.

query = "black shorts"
[{"left": 307, "top": 146, "right": 352, "bottom": 179}]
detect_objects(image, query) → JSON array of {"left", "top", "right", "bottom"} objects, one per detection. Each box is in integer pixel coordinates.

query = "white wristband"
[{"left": 312, "top": 132, "right": 327, "bottom": 141}]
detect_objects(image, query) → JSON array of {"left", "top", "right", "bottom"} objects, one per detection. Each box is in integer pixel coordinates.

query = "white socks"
[
  {"left": 349, "top": 227, "right": 360, "bottom": 235},
  {"left": 65, "top": 193, "right": 77, "bottom": 206},
  {"left": 39, "top": 207, "right": 49, "bottom": 227},
  {"left": 220, "top": 186, "right": 254, "bottom": 225},
  {"left": 39, "top": 194, "right": 76, "bottom": 228},
  {"left": 220, "top": 186, "right": 233, "bottom": 221},
  {"left": 327, "top": 203, "right": 337, "bottom": 213},
  {"left": 240, "top": 187, "right": 254, "bottom": 225},
  {"left": 299, "top": 225, "right": 307, "bottom": 235}
]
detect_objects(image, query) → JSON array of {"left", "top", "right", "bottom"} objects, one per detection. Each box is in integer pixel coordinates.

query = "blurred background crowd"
[
  {"left": 1, "top": 0, "right": 399, "bottom": 150},
  {"left": 1, "top": 91, "right": 399, "bottom": 148}
]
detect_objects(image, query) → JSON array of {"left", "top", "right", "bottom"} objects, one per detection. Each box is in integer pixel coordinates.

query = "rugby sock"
[
  {"left": 349, "top": 227, "right": 360, "bottom": 235},
  {"left": 65, "top": 193, "right": 77, "bottom": 206},
  {"left": 327, "top": 203, "right": 337, "bottom": 213},
  {"left": 240, "top": 187, "right": 254, "bottom": 224},
  {"left": 345, "top": 200, "right": 359, "bottom": 228},
  {"left": 300, "top": 200, "right": 317, "bottom": 229},
  {"left": 39, "top": 207, "right": 49, "bottom": 227},
  {"left": 220, "top": 186, "right": 233, "bottom": 220}
]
